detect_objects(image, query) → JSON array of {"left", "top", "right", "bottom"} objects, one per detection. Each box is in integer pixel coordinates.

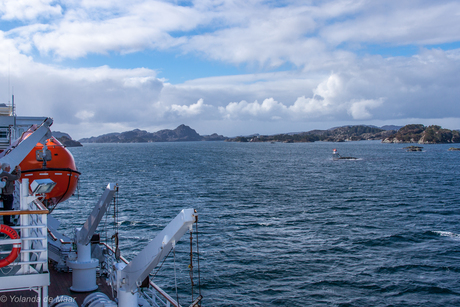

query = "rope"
[
  {"left": 189, "top": 226, "right": 194, "bottom": 302},
  {"left": 113, "top": 187, "right": 120, "bottom": 260},
  {"left": 174, "top": 245, "right": 180, "bottom": 306},
  {"left": 195, "top": 215, "right": 201, "bottom": 306},
  {"left": 150, "top": 249, "right": 172, "bottom": 279}
]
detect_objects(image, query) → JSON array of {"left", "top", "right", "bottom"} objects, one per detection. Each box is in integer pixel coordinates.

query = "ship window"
[{"left": 0, "top": 129, "right": 8, "bottom": 139}]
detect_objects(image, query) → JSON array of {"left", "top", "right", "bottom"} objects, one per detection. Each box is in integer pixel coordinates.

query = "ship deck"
[{"left": 1, "top": 263, "right": 114, "bottom": 306}]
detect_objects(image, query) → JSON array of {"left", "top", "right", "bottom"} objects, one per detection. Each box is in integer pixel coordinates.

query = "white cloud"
[
  {"left": 289, "top": 96, "right": 333, "bottom": 118},
  {"left": 2, "top": 45, "right": 459, "bottom": 139},
  {"left": 1, "top": 1, "right": 460, "bottom": 139},
  {"left": 75, "top": 110, "right": 95, "bottom": 120},
  {"left": 170, "top": 98, "right": 210, "bottom": 117},
  {"left": 347, "top": 98, "right": 384, "bottom": 120},
  {"left": 321, "top": 2, "right": 460, "bottom": 46},
  {"left": 216, "top": 74, "right": 385, "bottom": 122},
  {"left": 3, "top": 0, "right": 460, "bottom": 68},
  {"left": 0, "top": 0, "right": 61, "bottom": 21},
  {"left": 25, "top": 1, "right": 203, "bottom": 58},
  {"left": 219, "top": 98, "right": 287, "bottom": 119}
]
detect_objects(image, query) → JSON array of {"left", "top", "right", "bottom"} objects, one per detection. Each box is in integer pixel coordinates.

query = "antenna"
[
  {"left": 8, "top": 54, "right": 10, "bottom": 104},
  {"left": 12, "top": 89, "right": 16, "bottom": 141},
  {"left": 12, "top": 87, "right": 15, "bottom": 116}
]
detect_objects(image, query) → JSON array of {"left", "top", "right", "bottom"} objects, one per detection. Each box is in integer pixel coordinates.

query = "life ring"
[{"left": 0, "top": 224, "right": 21, "bottom": 267}]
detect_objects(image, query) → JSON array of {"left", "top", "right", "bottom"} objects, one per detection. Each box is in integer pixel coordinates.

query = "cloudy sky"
[{"left": 0, "top": 0, "right": 459, "bottom": 139}]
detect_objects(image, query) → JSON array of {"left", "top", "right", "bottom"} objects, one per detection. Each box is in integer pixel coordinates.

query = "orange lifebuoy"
[{"left": 0, "top": 224, "right": 21, "bottom": 267}]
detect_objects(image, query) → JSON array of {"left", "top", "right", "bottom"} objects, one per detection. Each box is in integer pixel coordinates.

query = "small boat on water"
[
  {"left": 404, "top": 145, "right": 423, "bottom": 152},
  {"left": 332, "top": 148, "right": 358, "bottom": 160}
]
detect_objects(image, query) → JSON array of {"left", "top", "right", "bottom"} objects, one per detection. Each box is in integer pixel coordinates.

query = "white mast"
[{"left": 12, "top": 91, "right": 16, "bottom": 141}]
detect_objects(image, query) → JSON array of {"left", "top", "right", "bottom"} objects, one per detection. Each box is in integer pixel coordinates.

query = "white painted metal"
[
  {"left": 66, "top": 183, "right": 117, "bottom": 292},
  {"left": 67, "top": 238, "right": 99, "bottom": 292},
  {"left": 0, "top": 179, "right": 50, "bottom": 307},
  {"left": 0, "top": 118, "right": 56, "bottom": 306},
  {"left": 0, "top": 117, "right": 53, "bottom": 167},
  {"left": 50, "top": 295, "right": 78, "bottom": 307},
  {"left": 76, "top": 183, "right": 117, "bottom": 246},
  {"left": 82, "top": 292, "right": 117, "bottom": 307},
  {"left": 0, "top": 274, "right": 49, "bottom": 290},
  {"left": 67, "top": 256, "right": 99, "bottom": 292},
  {"left": 120, "top": 208, "right": 196, "bottom": 293}
]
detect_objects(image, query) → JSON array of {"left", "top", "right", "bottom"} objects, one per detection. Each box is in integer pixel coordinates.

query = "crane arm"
[
  {"left": 0, "top": 117, "right": 53, "bottom": 167},
  {"left": 76, "top": 183, "right": 117, "bottom": 245},
  {"left": 120, "top": 208, "right": 197, "bottom": 293}
]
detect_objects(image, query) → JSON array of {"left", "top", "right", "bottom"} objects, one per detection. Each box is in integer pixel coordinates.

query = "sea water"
[{"left": 52, "top": 141, "right": 460, "bottom": 306}]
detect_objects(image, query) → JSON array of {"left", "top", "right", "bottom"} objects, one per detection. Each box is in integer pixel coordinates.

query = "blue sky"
[
  {"left": 1, "top": 0, "right": 460, "bottom": 139},
  {"left": 58, "top": 51, "right": 248, "bottom": 84}
]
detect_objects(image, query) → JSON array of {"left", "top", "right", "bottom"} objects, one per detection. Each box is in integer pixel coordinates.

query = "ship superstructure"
[{"left": 0, "top": 114, "right": 202, "bottom": 306}]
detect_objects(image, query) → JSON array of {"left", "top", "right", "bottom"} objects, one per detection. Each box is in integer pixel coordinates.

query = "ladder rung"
[
  {"left": 0, "top": 239, "right": 21, "bottom": 244},
  {"left": 11, "top": 225, "right": 47, "bottom": 229},
  {"left": 19, "top": 237, "right": 47, "bottom": 241},
  {"left": 10, "top": 261, "right": 47, "bottom": 265}
]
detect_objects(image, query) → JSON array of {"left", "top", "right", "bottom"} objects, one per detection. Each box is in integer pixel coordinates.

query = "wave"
[{"left": 431, "top": 231, "right": 460, "bottom": 239}]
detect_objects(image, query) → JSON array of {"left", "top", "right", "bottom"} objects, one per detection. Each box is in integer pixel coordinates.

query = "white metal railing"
[
  {"left": 0, "top": 180, "right": 50, "bottom": 307},
  {"left": 141, "top": 285, "right": 176, "bottom": 307}
]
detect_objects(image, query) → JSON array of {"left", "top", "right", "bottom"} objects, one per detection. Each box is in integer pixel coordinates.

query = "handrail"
[
  {"left": 0, "top": 209, "right": 49, "bottom": 215},
  {"left": 0, "top": 199, "right": 49, "bottom": 215},
  {"left": 47, "top": 228, "right": 72, "bottom": 244}
]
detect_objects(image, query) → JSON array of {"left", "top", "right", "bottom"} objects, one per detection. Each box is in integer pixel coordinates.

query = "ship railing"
[
  {"left": 0, "top": 194, "right": 49, "bottom": 304},
  {"left": 99, "top": 242, "right": 181, "bottom": 307},
  {"left": 0, "top": 199, "right": 49, "bottom": 272}
]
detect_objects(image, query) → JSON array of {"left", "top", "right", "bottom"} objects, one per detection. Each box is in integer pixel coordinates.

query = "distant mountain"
[
  {"left": 78, "top": 125, "right": 227, "bottom": 143},
  {"left": 52, "top": 131, "right": 72, "bottom": 139},
  {"left": 380, "top": 125, "right": 403, "bottom": 131},
  {"left": 382, "top": 124, "right": 460, "bottom": 144},
  {"left": 52, "top": 131, "right": 82, "bottom": 147},
  {"left": 227, "top": 125, "right": 397, "bottom": 143},
  {"left": 328, "top": 124, "right": 402, "bottom": 131},
  {"left": 77, "top": 123, "right": 459, "bottom": 145}
]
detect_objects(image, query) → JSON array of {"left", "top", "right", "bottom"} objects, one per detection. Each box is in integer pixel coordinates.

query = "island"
[
  {"left": 53, "top": 132, "right": 82, "bottom": 147},
  {"left": 75, "top": 124, "right": 460, "bottom": 144},
  {"left": 382, "top": 124, "right": 460, "bottom": 144},
  {"left": 227, "top": 126, "right": 397, "bottom": 143},
  {"left": 78, "top": 125, "right": 227, "bottom": 143}
]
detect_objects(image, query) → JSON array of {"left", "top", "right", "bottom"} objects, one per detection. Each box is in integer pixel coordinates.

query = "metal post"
[{"left": 20, "top": 179, "right": 30, "bottom": 274}]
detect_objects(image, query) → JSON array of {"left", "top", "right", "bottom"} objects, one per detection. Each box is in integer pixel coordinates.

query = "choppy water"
[{"left": 52, "top": 141, "right": 460, "bottom": 306}]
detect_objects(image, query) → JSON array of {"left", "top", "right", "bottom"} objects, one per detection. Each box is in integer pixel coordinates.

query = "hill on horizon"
[
  {"left": 75, "top": 124, "right": 459, "bottom": 144},
  {"left": 78, "top": 124, "right": 227, "bottom": 143},
  {"left": 77, "top": 124, "right": 403, "bottom": 144}
]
